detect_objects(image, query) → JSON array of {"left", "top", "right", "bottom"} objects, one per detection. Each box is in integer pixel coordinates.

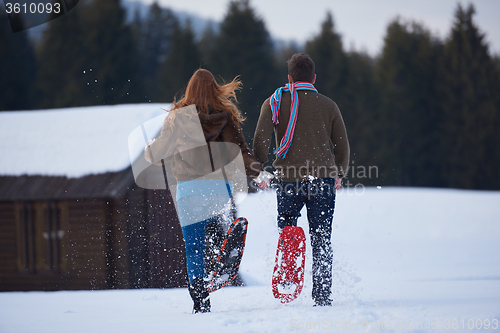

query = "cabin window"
[{"left": 16, "top": 201, "right": 64, "bottom": 273}]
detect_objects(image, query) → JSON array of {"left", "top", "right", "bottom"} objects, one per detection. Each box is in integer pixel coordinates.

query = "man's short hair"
[{"left": 287, "top": 53, "right": 315, "bottom": 83}]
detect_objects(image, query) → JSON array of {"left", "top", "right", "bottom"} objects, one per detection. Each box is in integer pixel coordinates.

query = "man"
[{"left": 253, "top": 53, "right": 350, "bottom": 306}]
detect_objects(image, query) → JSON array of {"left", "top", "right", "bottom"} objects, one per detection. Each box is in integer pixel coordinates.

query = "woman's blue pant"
[
  {"left": 181, "top": 217, "right": 216, "bottom": 284},
  {"left": 176, "top": 181, "right": 232, "bottom": 285}
]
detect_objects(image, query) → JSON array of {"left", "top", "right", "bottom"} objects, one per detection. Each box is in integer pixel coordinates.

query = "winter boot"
[
  {"left": 188, "top": 277, "right": 211, "bottom": 313},
  {"left": 312, "top": 287, "right": 332, "bottom": 306},
  {"left": 313, "top": 298, "right": 332, "bottom": 307}
]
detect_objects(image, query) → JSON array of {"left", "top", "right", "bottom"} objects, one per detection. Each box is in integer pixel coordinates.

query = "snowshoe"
[
  {"left": 272, "top": 226, "right": 306, "bottom": 303},
  {"left": 206, "top": 217, "right": 248, "bottom": 292}
]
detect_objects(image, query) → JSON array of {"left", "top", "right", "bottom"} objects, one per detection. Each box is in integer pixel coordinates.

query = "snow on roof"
[{"left": 0, "top": 104, "right": 169, "bottom": 178}]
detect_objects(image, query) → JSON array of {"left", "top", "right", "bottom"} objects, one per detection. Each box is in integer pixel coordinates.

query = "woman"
[{"left": 145, "top": 69, "right": 269, "bottom": 313}]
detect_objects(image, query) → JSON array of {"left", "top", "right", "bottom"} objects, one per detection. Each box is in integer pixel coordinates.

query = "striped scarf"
[{"left": 269, "top": 81, "right": 318, "bottom": 158}]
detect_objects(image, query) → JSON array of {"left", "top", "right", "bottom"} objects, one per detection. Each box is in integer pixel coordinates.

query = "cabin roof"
[{"left": 0, "top": 104, "right": 168, "bottom": 201}]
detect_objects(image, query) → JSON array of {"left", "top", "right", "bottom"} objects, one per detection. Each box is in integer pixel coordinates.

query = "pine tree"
[
  {"left": 441, "top": 4, "right": 500, "bottom": 189},
  {"left": 305, "top": 12, "right": 347, "bottom": 106},
  {"left": 211, "top": 0, "right": 278, "bottom": 142},
  {"left": 375, "top": 19, "right": 444, "bottom": 187},
  {"left": 0, "top": 12, "right": 36, "bottom": 111},
  {"left": 341, "top": 51, "right": 382, "bottom": 185},
  {"left": 136, "top": 2, "right": 177, "bottom": 102},
  {"left": 81, "top": 0, "right": 143, "bottom": 105},
  {"left": 305, "top": 13, "right": 383, "bottom": 185},
  {"left": 158, "top": 21, "right": 201, "bottom": 102},
  {"left": 198, "top": 22, "right": 217, "bottom": 69},
  {"left": 36, "top": 7, "right": 87, "bottom": 108}
]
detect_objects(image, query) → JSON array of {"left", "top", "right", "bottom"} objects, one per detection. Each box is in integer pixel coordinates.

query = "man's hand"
[
  {"left": 255, "top": 171, "right": 274, "bottom": 190},
  {"left": 334, "top": 177, "right": 342, "bottom": 190}
]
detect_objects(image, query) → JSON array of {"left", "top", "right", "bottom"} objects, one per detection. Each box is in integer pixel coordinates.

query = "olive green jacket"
[{"left": 253, "top": 90, "right": 349, "bottom": 182}]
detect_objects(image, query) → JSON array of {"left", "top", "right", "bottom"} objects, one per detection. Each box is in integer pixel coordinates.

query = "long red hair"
[{"left": 171, "top": 69, "right": 245, "bottom": 123}]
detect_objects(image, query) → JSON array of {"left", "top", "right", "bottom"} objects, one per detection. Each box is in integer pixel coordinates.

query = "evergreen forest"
[{"left": 1, "top": 0, "right": 499, "bottom": 190}]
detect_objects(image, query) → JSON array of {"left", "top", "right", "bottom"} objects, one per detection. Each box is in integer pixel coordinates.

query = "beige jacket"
[{"left": 146, "top": 108, "right": 262, "bottom": 182}]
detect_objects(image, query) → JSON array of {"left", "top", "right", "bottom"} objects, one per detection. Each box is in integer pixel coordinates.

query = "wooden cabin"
[{"left": 0, "top": 104, "right": 188, "bottom": 291}]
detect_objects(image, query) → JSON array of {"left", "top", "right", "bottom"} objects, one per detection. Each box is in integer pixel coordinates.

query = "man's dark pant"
[{"left": 277, "top": 178, "right": 336, "bottom": 304}]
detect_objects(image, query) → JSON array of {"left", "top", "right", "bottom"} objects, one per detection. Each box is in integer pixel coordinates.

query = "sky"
[{"left": 134, "top": 0, "right": 500, "bottom": 56}]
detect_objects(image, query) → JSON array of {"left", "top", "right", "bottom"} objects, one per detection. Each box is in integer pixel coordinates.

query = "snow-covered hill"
[{"left": 1, "top": 187, "right": 499, "bottom": 332}]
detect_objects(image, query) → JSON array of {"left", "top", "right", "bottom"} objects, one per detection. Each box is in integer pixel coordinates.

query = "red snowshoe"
[{"left": 272, "top": 226, "right": 306, "bottom": 303}]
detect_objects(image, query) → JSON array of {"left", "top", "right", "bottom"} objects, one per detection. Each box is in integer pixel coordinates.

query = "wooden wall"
[
  {"left": 0, "top": 186, "right": 187, "bottom": 291},
  {"left": 65, "top": 199, "right": 110, "bottom": 289},
  {"left": 0, "top": 199, "right": 115, "bottom": 290},
  {"left": 146, "top": 188, "right": 187, "bottom": 288},
  {"left": 0, "top": 202, "right": 17, "bottom": 284}
]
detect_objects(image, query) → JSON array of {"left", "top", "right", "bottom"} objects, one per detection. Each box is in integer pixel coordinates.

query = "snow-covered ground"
[{"left": 1, "top": 187, "right": 500, "bottom": 333}]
